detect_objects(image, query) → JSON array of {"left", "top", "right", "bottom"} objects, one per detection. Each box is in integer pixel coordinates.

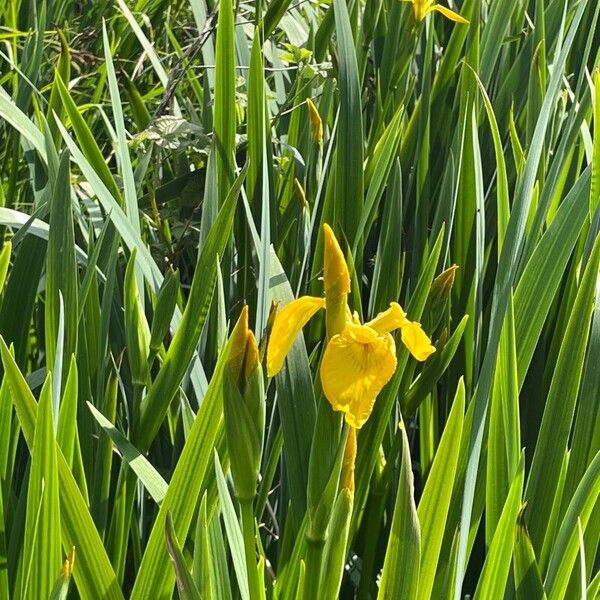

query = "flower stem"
[
  {"left": 303, "top": 537, "right": 325, "bottom": 600},
  {"left": 240, "top": 499, "right": 261, "bottom": 599}
]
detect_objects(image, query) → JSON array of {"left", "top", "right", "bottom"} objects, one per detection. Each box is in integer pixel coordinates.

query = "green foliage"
[{"left": 0, "top": 0, "right": 598, "bottom": 597}]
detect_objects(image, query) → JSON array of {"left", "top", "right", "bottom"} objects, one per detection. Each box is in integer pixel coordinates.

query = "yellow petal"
[
  {"left": 401, "top": 321, "right": 436, "bottom": 361},
  {"left": 427, "top": 3, "right": 469, "bottom": 23},
  {"left": 323, "top": 224, "right": 350, "bottom": 297},
  {"left": 320, "top": 324, "right": 397, "bottom": 429},
  {"left": 267, "top": 296, "right": 325, "bottom": 377},
  {"left": 413, "top": 0, "right": 434, "bottom": 20},
  {"left": 366, "top": 302, "right": 409, "bottom": 334}
]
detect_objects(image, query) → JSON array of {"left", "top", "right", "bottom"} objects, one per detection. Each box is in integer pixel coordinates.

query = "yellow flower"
[
  {"left": 402, "top": 0, "right": 469, "bottom": 23},
  {"left": 266, "top": 225, "right": 436, "bottom": 429}
]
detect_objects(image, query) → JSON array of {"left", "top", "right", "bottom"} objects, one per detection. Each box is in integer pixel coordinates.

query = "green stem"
[
  {"left": 240, "top": 499, "right": 261, "bottom": 599},
  {"left": 303, "top": 537, "right": 325, "bottom": 600}
]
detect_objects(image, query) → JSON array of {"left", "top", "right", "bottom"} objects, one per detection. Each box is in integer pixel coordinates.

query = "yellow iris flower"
[
  {"left": 267, "top": 224, "right": 435, "bottom": 429},
  {"left": 402, "top": 0, "right": 469, "bottom": 24}
]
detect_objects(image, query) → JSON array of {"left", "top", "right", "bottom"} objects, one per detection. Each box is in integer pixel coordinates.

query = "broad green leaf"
[
  {"left": 486, "top": 295, "right": 520, "bottom": 543},
  {"left": 525, "top": 235, "right": 600, "bottom": 553},
  {"left": 130, "top": 333, "right": 230, "bottom": 599},
  {"left": 214, "top": 453, "right": 250, "bottom": 600},
  {"left": 319, "top": 489, "right": 353, "bottom": 600},
  {"left": 213, "top": 0, "right": 236, "bottom": 204},
  {"left": 165, "top": 513, "right": 202, "bottom": 600},
  {"left": 474, "top": 455, "right": 524, "bottom": 599},
  {"left": 136, "top": 167, "right": 245, "bottom": 451},
  {"left": 417, "top": 379, "right": 465, "bottom": 600},
  {"left": 87, "top": 403, "right": 168, "bottom": 504},
  {"left": 454, "top": 2, "right": 590, "bottom": 592},
  {"left": 21, "top": 375, "right": 61, "bottom": 600},
  {"left": 332, "top": 0, "right": 363, "bottom": 243},
  {"left": 269, "top": 248, "right": 316, "bottom": 520},
  {"left": 514, "top": 169, "right": 590, "bottom": 382},
  {"left": 0, "top": 338, "right": 124, "bottom": 600},
  {"left": 378, "top": 421, "right": 420, "bottom": 599},
  {"left": 514, "top": 513, "right": 547, "bottom": 600},
  {"left": 45, "top": 151, "right": 78, "bottom": 381},
  {"left": 545, "top": 450, "right": 600, "bottom": 600}
]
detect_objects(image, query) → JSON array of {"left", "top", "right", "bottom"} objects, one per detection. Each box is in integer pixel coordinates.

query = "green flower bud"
[
  {"left": 223, "top": 306, "right": 265, "bottom": 501},
  {"left": 124, "top": 249, "right": 150, "bottom": 388}
]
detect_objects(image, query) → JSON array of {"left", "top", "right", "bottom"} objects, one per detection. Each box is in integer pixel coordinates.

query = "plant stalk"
[
  {"left": 240, "top": 498, "right": 261, "bottom": 599},
  {"left": 303, "top": 537, "right": 325, "bottom": 600}
]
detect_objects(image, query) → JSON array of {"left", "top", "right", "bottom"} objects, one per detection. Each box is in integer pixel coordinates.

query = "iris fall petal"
[
  {"left": 320, "top": 323, "right": 397, "bottom": 429},
  {"left": 428, "top": 3, "right": 469, "bottom": 23},
  {"left": 400, "top": 321, "right": 436, "bottom": 361}
]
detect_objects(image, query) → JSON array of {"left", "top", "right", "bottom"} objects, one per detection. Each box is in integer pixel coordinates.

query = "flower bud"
[
  {"left": 124, "top": 249, "right": 150, "bottom": 388},
  {"left": 223, "top": 306, "right": 265, "bottom": 501},
  {"left": 306, "top": 97, "right": 323, "bottom": 145},
  {"left": 430, "top": 264, "right": 458, "bottom": 302},
  {"left": 323, "top": 224, "right": 350, "bottom": 338}
]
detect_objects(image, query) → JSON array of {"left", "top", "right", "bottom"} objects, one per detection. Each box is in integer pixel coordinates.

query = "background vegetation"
[{"left": 0, "top": 0, "right": 599, "bottom": 597}]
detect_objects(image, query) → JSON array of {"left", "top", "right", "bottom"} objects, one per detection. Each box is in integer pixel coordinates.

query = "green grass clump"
[{"left": 0, "top": 0, "right": 599, "bottom": 597}]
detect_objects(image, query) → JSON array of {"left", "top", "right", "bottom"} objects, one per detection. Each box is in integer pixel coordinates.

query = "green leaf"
[
  {"left": 130, "top": 333, "right": 230, "bottom": 599},
  {"left": 54, "top": 75, "right": 121, "bottom": 203},
  {"left": 21, "top": 374, "right": 61, "bottom": 600},
  {"left": 525, "top": 235, "right": 600, "bottom": 553},
  {"left": 165, "top": 513, "right": 202, "bottom": 600},
  {"left": 136, "top": 167, "right": 246, "bottom": 451},
  {"left": 192, "top": 494, "right": 213, "bottom": 599},
  {"left": 269, "top": 248, "right": 316, "bottom": 519},
  {"left": 0, "top": 242, "right": 12, "bottom": 293},
  {"left": 318, "top": 489, "right": 353, "bottom": 600},
  {"left": 454, "top": 2, "right": 591, "bottom": 592},
  {"left": 514, "top": 169, "right": 590, "bottom": 382},
  {"left": 417, "top": 379, "right": 465, "bottom": 600},
  {"left": 45, "top": 150, "right": 78, "bottom": 380},
  {"left": 378, "top": 421, "right": 420, "bottom": 599},
  {"left": 56, "top": 356, "right": 78, "bottom": 467},
  {"left": 213, "top": 0, "right": 236, "bottom": 204},
  {"left": 514, "top": 513, "right": 547, "bottom": 600},
  {"left": 332, "top": 0, "right": 363, "bottom": 242},
  {"left": 474, "top": 454, "right": 525, "bottom": 599},
  {"left": 214, "top": 452, "right": 250, "bottom": 600},
  {"left": 544, "top": 450, "right": 600, "bottom": 600},
  {"left": 87, "top": 402, "right": 168, "bottom": 504},
  {"left": 486, "top": 295, "right": 520, "bottom": 543},
  {"left": 0, "top": 338, "right": 124, "bottom": 600}
]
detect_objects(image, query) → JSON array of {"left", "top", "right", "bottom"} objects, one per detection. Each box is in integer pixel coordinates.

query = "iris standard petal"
[
  {"left": 267, "top": 296, "right": 326, "bottom": 377},
  {"left": 366, "top": 302, "right": 409, "bottom": 334},
  {"left": 400, "top": 321, "right": 436, "bottom": 361},
  {"left": 428, "top": 3, "right": 469, "bottom": 23},
  {"left": 320, "top": 324, "right": 397, "bottom": 429},
  {"left": 323, "top": 224, "right": 350, "bottom": 297},
  {"left": 413, "top": 0, "right": 434, "bottom": 20}
]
